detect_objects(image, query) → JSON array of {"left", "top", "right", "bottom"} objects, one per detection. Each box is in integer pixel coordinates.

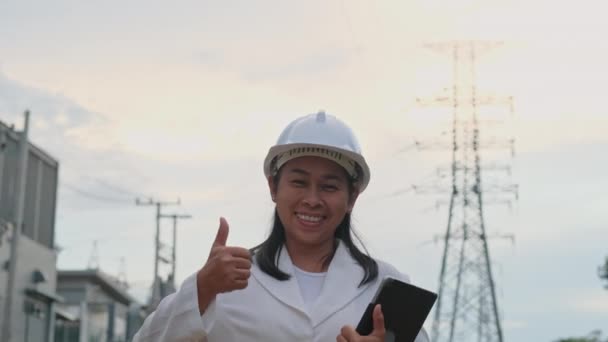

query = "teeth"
[{"left": 297, "top": 214, "right": 322, "bottom": 222}]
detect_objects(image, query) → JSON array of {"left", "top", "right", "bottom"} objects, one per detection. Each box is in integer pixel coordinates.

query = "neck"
[{"left": 285, "top": 239, "right": 337, "bottom": 273}]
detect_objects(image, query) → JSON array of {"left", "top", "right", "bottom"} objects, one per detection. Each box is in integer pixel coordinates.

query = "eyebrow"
[{"left": 288, "top": 168, "right": 343, "bottom": 181}]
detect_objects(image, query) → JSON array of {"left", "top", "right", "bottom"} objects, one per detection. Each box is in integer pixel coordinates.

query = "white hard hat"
[{"left": 263, "top": 111, "right": 371, "bottom": 192}]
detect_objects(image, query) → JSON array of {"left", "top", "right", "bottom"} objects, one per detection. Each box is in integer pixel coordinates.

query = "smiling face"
[{"left": 268, "top": 156, "right": 359, "bottom": 253}]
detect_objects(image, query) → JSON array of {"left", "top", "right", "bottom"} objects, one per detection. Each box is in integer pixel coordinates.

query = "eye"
[
  {"left": 322, "top": 184, "right": 339, "bottom": 192},
  {"left": 291, "top": 179, "right": 306, "bottom": 187}
]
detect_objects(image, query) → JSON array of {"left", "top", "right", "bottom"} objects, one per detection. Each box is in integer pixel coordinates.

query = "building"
[
  {"left": 55, "top": 269, "right": 145, "bottom": 342},
  {"left": 54, "top": 308, "right": 79, "bottom": 342},
  {"left": 0, "top": 117, "right": 62, "bottom": 342}
]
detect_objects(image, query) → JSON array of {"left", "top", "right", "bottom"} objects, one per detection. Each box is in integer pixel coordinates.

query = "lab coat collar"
[
  {"left": 251, "top": 244, "right": 306, "bottom": 315},
  {"left": 310, "top": 241, "right": 369, "bottom": 327},
  {"left": 251, "top": 240, "right": 371, "bottom": 327}
]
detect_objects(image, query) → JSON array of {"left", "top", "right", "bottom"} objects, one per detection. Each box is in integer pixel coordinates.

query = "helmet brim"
[{"left": 263, "top": 143, "right": 370, "bottom": 192}]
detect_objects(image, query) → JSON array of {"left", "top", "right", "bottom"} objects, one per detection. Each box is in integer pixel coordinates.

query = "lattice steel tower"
[{"left": 419, "top": 41, "right": 514, "bottom": 342}]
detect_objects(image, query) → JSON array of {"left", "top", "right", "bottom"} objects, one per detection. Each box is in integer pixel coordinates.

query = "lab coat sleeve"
[
  {"left": 415, "top": 326, "right": 431, "bottom": 342},
  {"left": 132, "top": 272, "right": 217, "bottom": 342}
]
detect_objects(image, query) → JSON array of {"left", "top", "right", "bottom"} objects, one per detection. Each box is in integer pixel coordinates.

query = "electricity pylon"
[{"left": 417, "top": 41, "right": 516, "bottom": 342}]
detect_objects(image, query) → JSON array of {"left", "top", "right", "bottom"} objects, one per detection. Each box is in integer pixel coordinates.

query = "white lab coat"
[{"left": 133, "top": 242, "right": 430, "bottom": 341}]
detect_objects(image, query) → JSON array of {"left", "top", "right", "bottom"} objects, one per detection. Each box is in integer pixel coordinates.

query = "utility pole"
[
  {"left": 413, "top": 41, "right": 516, "bottom": 342},
  {"left": 136, "top": 198, "right": 180, "bottom": 310},
  {"left": 0, "top": 125, "right": 11, "bottom": 245},
  {"left": 159, "top": 213, "right": 191, "bottom": 289},
  {"left": 599, "top": 256, "right": 608, "bottom": 289},
  {"left": 87, "top": 240, "right": 100, "bottom": 269},
  {"left": 117, "top": 257, "right": 128, "bottom": 289},
  {"left": 1, "top": 110, "right": 30, "bottom": 342}
]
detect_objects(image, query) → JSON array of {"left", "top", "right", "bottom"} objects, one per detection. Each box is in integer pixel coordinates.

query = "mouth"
[{"left": 295, "top": 212, "right": 325, "bottom": 227}]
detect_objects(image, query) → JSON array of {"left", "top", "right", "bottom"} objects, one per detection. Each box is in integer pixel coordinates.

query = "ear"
[{"left": 267, "top": 176, "right": 277, "bottom": 203}]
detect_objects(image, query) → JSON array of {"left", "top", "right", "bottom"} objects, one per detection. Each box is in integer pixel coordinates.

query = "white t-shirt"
[{"left": 293, "top": 266, "right": 327, "bottom": 310}]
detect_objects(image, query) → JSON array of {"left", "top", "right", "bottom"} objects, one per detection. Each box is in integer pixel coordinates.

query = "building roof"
[
  {"left": 57, "top": 269, "right": 137, "bottom": 306},
  {"left": 25, "top": 286, "right": 64, "bottom": 303},
  {"left": 55, "top": 306, "right": 78, "bottom": 322},
  {"left": 0, "top": 120, "right": 59, "bottom": 167}
]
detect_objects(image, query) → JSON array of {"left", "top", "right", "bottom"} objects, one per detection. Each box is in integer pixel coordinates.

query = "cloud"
[
  {"left": 0, "top": 71, "right": 125, "bottom": 167},
  {"left": 243, "top": 48, "right": 355, "bottom": 82},
  {"left": 195, "top": 45, "right": 356, "bottom": 83},
  {"left": 0, "top": 72, "right": 156, "bottom": 207},
  {"left": 568, "top": 290, "right": 608, "bottom": 314},
  {"left": 0, "top": 71, "right": 104, "bottom": 129},
  {"left": 503, "top": 319, "right": 527, "bottom": 330}
]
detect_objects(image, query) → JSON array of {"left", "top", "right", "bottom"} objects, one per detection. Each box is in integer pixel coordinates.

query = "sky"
[{"left": 1, "top": 0, "right": 607, "bottom": 341}]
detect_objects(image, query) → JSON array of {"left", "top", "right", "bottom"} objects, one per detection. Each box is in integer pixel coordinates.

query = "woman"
[{"left": 133, "top": 112, "right": 430, "bottom": 341}]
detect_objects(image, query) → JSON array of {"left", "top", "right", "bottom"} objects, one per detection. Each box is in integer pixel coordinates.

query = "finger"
[
  {"left": 215, "top": 253, "right": 251, "bottom": 269},
  {"left": 224, "top": 246, "right": 252, "bottom": 260},
  {"left": 371, "top": 304, "right": 386, "bottom": 337},
  {"left": 231, "top": 278, "right": 248, "bottom": 290},
  {"left": 213, "top": 217, "right": 229, "bottom": 247},
  {"left": 336, "top": 335, "right": 348, "bottom": 342},
  {"left": 233, "top": 269, "right": 251, "bottom": 281},
  {"left": 232, "top": 257, "right": 252, "bottom": 270},
  {"left": 339, "top": 325, "right": 358, "bottom": 341}
]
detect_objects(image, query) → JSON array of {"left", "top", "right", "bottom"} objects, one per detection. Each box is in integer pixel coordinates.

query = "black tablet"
[{"left": 356, "top": 277, "right": 437, "bottom": 342}]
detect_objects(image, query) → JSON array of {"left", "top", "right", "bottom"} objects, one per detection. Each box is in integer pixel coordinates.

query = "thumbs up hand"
[{"left": 196, "top": 217, "right": 252, "bottom": 314}]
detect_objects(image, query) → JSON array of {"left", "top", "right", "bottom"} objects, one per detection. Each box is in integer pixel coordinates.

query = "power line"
[
  {"left": 57, "top": 231, "right": 143, "bottom": 252},
  {"left": 60, "top": 181, "right": 133, "bottom": 204},
  {"left": 95, "top": 179, "right": 151, "bottom": 199}
]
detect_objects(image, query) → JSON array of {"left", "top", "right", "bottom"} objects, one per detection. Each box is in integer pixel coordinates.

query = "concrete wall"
[
  {"left": 2, "top": 234, "right": 58, "bottom": 341},
  {"left": 0, "top": 122, "right": 58, "bottom": 250},
  {"left": 0, "top": 119, "right": 60, "bottom": 341},
  {"left": 0, "top": 221, "right": 11, "bottom": 321}
]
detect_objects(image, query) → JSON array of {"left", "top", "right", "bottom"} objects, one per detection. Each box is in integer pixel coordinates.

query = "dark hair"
[{"left": 250, "top": 172, "right": 378, "bottom": 287}]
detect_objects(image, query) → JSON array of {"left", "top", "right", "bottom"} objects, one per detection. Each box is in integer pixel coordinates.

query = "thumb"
[
  {"left": 371, "top": 304, "right": 386, "bottom": 337},
  {"left": 212, "top": 217, "right": 229, "bottom": 247}
]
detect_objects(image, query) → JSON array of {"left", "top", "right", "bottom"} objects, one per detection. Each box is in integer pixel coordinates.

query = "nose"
[{"left": 302, "top": 188, "right": 322, "bottom": 208}]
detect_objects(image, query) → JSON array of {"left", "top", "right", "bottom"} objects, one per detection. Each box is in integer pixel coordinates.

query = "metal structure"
[{"left": 416, "top": 41, "right": 516, "bottom": 342}]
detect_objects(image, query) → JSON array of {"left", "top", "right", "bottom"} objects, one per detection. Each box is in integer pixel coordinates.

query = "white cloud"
[
  {"left": 54, "top": 110, "right": 69, "bottom": 126},
  {"left": 503, "top": 319, "right": 528, "bottom": 330},
  {"left": 568, "top": 290, "right": 608, "bottom": 314}
]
